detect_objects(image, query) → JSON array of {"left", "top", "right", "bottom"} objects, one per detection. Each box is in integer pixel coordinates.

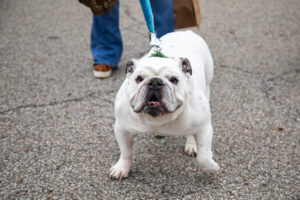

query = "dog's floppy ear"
[
  {"left": 179, "top": 57, "right": 192, "bottom": 77},
  {"left": 125, "top": 59, "right": 136, "bottom": 74}
]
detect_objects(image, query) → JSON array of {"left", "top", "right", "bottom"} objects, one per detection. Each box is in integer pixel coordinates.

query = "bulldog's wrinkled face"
[{"left": 125, "top": 56, "right": 192, "bottom": 117}]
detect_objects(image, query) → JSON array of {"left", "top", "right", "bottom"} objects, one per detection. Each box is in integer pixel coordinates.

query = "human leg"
[
  {"left": 150, "top": 0, "right": 174, "bottom": 38},
  {"left": 90, "top": 2, "right": 122, "bottom": 68}
]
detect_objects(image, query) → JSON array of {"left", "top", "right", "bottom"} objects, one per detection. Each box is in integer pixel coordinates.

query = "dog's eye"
[
  {"left": 136, "top": 76, "right": 144, "bottom": 83},
  {"left": 169, "top": 77, "right": 179, "bottom": 84}
]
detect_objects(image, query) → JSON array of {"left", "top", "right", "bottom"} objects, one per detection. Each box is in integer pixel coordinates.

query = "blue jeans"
[{"left": 91, "top": 0, "right": 174, "bottom": 68}]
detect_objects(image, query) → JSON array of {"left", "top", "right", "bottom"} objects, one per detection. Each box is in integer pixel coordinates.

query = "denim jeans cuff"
[{"left": 93, "top": 62, "right": 118, "bottom": 68}]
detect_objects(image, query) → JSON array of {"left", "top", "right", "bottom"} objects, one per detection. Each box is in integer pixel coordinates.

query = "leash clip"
[{"left": 149, "top": 32, "right": 161, "bottom": 52}]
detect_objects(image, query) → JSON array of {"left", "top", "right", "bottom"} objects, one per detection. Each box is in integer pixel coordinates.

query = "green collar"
[{"left": 150, "top": 51, "right": 168, "bottom": 58}]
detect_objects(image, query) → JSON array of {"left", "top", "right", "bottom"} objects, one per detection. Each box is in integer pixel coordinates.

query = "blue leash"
[
  {"left": 139, "top": 0, "right": 154, "bottom": 33},
  {"left": 139, "top": 0, "right": 161, "bottom": 52}
]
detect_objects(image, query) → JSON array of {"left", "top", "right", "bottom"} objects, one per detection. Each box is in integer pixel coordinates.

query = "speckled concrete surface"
[{"left": 0, "top": 0, "right": 299, "bottom": 199}]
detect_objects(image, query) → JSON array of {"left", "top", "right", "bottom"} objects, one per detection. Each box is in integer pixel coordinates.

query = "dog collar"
[{"left": 149, "top": 51, "right": 169, "bottom": 58}]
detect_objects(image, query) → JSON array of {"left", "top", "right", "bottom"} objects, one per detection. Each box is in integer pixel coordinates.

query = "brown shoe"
[{"left": 93, "top": 64, "right": 112, "bottom": 78}]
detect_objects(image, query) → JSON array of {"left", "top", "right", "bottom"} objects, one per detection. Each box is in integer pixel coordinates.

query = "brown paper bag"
[
  {"left": 78, "top": 0, "right": 117, "bottom": 15},
  {"left": 173, "top": 0, "right": 201, "bottom": 30}
]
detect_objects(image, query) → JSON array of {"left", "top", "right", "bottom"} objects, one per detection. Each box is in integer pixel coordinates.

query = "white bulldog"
[{"left": 110, "top": 30, "right": 220, "bottom": 179}]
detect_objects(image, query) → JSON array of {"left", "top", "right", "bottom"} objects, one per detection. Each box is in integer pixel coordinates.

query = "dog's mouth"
[
  {"left": 147, "top": 94, "right": 161, "bottom": 107},
  {"left": 143, "top": 91, "right": 166, "bottom": 117}
]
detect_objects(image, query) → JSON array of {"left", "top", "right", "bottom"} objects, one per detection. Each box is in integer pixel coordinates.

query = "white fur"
[{"left": 110, "top": 31, "right": 219, "bottom": 179}]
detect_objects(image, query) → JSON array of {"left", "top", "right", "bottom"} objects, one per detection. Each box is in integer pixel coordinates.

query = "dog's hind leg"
[{"left": 185, "top": 135, "right": 197, "bottom": 157}]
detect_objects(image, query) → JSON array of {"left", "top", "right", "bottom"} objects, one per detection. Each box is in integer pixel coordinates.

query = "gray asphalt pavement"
[{"left": 0, "top": 0, "right": 299, "bottom": 199}]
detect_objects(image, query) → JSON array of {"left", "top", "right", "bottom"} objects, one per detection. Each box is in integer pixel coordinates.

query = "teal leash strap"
[
  {"left": 139, "top": 0, "right": 154, "bottom": 33},
  {"left": 139, "top": 0, "right": 161, "bottom": 52}
]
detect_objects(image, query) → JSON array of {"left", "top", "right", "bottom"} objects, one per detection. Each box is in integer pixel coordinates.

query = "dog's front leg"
[
  {"left": 195, "top": 123, "right": 220, "bottom": 172},
  {"left": 110, "top": 127, "right": 134, "bottom": 179}
]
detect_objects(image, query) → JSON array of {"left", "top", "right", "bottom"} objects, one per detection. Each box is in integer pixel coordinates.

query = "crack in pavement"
[
  {"left": 259, "top": 70, "right": 300, "bottom": 122},
  {"left": 216, "top": 64, "right": 262, "bottom": 76},
  {"left": 0, "top": 90, "right": 116, "bottom": 115}
]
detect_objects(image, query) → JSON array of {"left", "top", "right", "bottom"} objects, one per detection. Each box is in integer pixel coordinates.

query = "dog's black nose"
[{"left": 148, "top": 78, "right": 163, "bottom": 89}]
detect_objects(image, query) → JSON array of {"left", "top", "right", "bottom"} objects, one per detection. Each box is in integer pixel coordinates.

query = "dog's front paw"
[
  {"left": 110, "top": 159, "right": 131, "bottom": 180},
  {"left": 197, "top": 157, "right": 220, "bottom": 173},
  {"left": 184, "top": 143, "right": 197, "bottom": 157}
]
